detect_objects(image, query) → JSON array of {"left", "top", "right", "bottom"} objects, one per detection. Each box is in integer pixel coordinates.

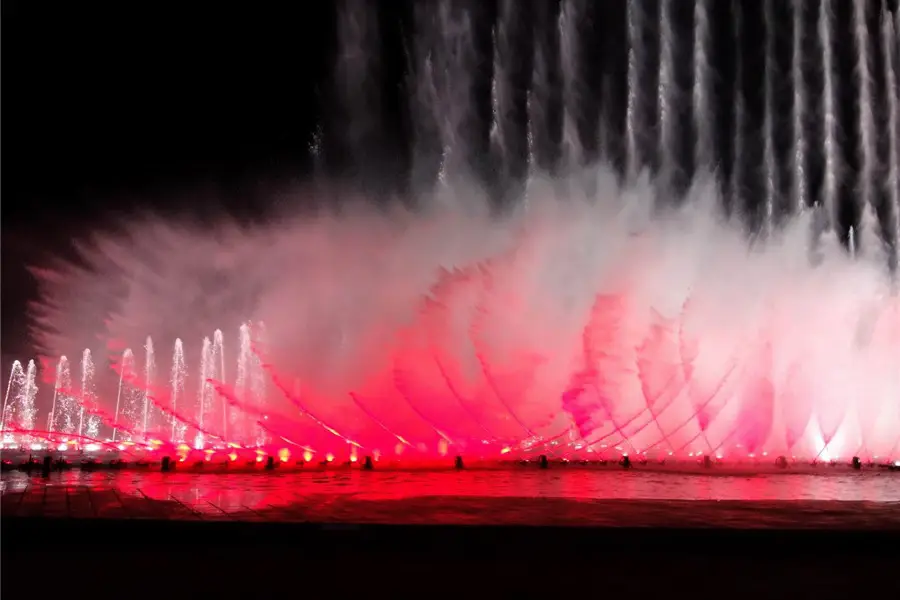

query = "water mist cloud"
[{"left": 27, "top": 166, "right": 900, "bottom": 460}]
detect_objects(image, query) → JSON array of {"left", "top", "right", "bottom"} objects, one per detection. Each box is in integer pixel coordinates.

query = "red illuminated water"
[
  {"left": 10, "top": 226, "right": 900, "bottom": 465},
  {"left": 3, "top": 469, "right": 899, "bottom": 529}
]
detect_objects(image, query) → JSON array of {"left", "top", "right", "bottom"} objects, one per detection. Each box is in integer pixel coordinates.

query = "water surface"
[{"left": 3, "top": 469, "right": 898, "bottom": 528}]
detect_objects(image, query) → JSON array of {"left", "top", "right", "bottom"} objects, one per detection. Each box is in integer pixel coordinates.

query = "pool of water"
[
  {"left": 5, "top": 469, "right": 900, "bottom": 529},
  {"left": 4, "top": 467, "right": 900, "bottom": 502}
]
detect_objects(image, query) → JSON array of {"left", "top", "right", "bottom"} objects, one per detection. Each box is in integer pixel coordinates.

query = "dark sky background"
[{"left": 2, "top": 1, "right": 338, "bottom": 362}]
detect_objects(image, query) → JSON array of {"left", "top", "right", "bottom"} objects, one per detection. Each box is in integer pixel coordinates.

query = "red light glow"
[{"left": 11, "top": 265, "right": 900, "bottom": 468}]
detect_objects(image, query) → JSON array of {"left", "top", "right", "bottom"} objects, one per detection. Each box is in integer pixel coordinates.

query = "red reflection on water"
[{"left": 3, "top": 469, "right": 899, "bottom": 514}]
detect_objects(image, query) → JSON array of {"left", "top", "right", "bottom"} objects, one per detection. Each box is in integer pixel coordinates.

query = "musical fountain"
[{"left": 3, "top": 1, "right": 900, "bottom": 473}]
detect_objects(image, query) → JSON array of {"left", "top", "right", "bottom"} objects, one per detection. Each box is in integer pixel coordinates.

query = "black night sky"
[{"left": 2, "top": 1, "right": 336, "bottom": 362}]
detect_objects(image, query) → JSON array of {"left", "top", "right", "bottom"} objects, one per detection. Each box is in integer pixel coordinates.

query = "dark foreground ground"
[{"left": 5, "top": 498, "right": 900, "bottom": 599}]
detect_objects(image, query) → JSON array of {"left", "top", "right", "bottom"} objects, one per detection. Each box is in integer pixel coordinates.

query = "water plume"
[
  {"left": 2, "top": 360, "right": 38, "bottom": 434},
  {"left": 170, "top": 338, "right": 186, "bottom": 442},
  {"left": 48, "top": 355, "right": 77, "bottom": 434}
]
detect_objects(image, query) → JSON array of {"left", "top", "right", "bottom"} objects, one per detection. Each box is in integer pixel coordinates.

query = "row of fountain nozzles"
[{"left": 23, "top": 452, "right": 891, "bottom": 474}]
